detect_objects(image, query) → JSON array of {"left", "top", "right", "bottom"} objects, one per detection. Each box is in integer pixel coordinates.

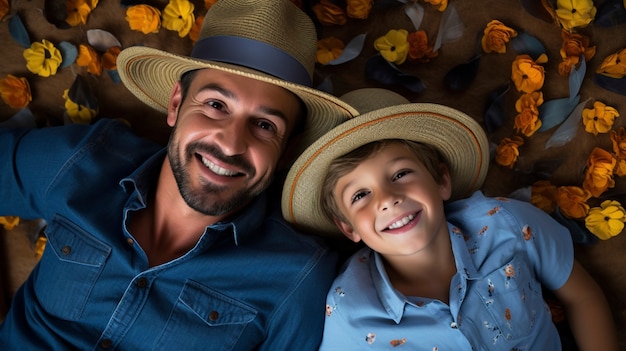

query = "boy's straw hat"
[
  {"left": 282, "top": 88, "right": 490, "bottom": 237},
  {"left": 117, "top": 0, "right": 358, "bottom": 149}
]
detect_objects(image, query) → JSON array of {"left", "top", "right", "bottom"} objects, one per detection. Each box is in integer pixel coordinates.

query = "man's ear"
[
  {"left": 333, "top": 218, "right": 361, "bottom": 243},
  {"left": 167, "top": 82, "right": 183, "bottom": 127}
]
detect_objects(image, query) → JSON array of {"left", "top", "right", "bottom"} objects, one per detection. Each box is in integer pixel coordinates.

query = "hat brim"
[
  {"left": 282, "top": 103, "right": 490, "bottom": 238},
  {"left": 117, "top": 46, "right": 358, "bottom": 150}
]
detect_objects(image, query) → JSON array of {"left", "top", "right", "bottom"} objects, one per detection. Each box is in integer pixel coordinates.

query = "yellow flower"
[
  {"left": 596, "top": 48, "right": 626, "bottom": 79},
  {"left": 66, "top": 0, "right": 94, "bottom": 27},
  {"left": 555, "top": 186, "right": 591, "bottom": 219},
  {"left": 511, "top": 54, "right": 545, "bottom": 93},
  {"left": 531, "top": 180, "right": 557, "bottom": 213},
  {"left": 585, "top": 200, "right": 626, "bottom": 240},
  {"left": 495, "top": 136, "right": 524, "bottom": 168},
  {"left": 514, "top": 92, "right": 543, "bottom": 137},
  {"left": 346, "top": 0, "right": 372, "bottom": 20},
  {"left": 374, "top": 29, "right": 409, "bottom": 65},
  {"left": 162, "top": 0, "right": 195, "bottom": 37},
  {"left": 407, "top": 30, "right": 438, "bottom": 63},
  {"left": 76, "top": 44, "right": 103, "bottom": 76},
  {"left": 583, "top": 147, "right": 616, "bottom": 198},
  {"left": 316, "top": 37, "right": 345, "bottom": 65},
  {"left": 0, "top": 216, "right": 19, "bottom": 230},
  {"left": 481, "top": 20, "right": 517, "bottom": 54},
  {"left": 0, "top": 75, "right": 32, "bottom": 109},
  {"left": 23, "top": 39, "right": 63, "bottom": 77},
  {"left": 424, "top": 0, "right": 448, "bottom": 12},
  {"left": 555, "top": 0, "right": 597, "bottom": 30},
  {"left": 126, "top": 4, "right": 161, "bottom": 34},
  {"left": 312, "top": 0, "right": 347, "bottom": 25},
  {"left": 63, "top": 89, "right": 98, "bottom": 124},
  {"left": 582, "top": 101, "right": 620, "bottom": 136}
]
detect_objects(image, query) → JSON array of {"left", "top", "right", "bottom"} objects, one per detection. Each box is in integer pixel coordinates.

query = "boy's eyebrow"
[{"left": 197, "top": 83, "right": 289, "bottom": 122}]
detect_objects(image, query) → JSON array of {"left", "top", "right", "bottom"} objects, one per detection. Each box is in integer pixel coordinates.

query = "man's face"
[{"left": 166, "top": 68, "right": 302, "bottom": 216}]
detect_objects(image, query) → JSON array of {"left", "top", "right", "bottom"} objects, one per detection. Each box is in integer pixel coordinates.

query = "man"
[{"left": 0, "top": 0, "right": 357, "bottom": 349}]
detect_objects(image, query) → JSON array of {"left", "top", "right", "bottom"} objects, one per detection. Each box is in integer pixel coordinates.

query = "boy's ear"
[
  {"left": 439, "top": 163, "right": 453, "bottom": 201},
  {"left": 333, "top": 218, "right": 361, "bottom": 243}
]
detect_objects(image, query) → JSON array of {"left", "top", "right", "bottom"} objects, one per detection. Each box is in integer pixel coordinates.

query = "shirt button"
[
  {"left": 136, "top": 278, "right": 147, "bottom": 288},
  {"left": 450, "top": 322, "right": 458, "bottom": 328},
  {"left": 100, "top": 339, "right": 113, "bottom": 349},
  {"left": 209, "top": 311, "right": 219, "bottom": 321},
  {"left": 61, "top": 246, "right": 71, "bottom": 255},
  {"left": 126, "top": 238, "right": 134, "bottom": 246}
]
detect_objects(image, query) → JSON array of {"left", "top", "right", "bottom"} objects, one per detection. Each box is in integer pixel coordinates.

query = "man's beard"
[{"left": 168, "top": 139, "right": 271, "bottom": 216}]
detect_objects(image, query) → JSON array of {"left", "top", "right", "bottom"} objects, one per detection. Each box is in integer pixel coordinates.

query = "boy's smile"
[{"left": 333, "top": 141, "right": 452, "bottom": 257}]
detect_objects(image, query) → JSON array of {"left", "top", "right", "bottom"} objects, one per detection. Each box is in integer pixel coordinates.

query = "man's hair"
[
  {"left": 321, "top": 139, "right": 448, "bottom": 224},
  {"left": 178, "top": 69, "right": 306, "bottom": 147}
]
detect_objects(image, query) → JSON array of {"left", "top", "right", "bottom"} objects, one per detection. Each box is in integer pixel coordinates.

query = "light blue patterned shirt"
[{"left": 319, "top": 191, "right": 573, "bottom": 351}]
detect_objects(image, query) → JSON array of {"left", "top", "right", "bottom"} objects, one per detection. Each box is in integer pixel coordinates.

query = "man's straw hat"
[
  {"left": 282, "top": 88, "right": 490, "bottom": 238},
  {"left": 117, "top": 0, "right": 358, "bottom": 149}
]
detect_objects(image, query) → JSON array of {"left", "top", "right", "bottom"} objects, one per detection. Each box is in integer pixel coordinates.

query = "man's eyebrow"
[{"left": 197, "top": 83, "right": 289, "bottom": 122}]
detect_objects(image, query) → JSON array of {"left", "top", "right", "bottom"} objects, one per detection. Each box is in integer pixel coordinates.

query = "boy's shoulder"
[{"left": 445, "top": 190, "right": 544, "bottom": 220}]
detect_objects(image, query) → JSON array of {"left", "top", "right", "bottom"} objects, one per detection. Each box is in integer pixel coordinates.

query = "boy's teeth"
[
  {"left": 388, "top": 214, "right": 415, "bottom": 229},
  {"left": 202, "top": 157, "right": 238, "bottom": 176}
]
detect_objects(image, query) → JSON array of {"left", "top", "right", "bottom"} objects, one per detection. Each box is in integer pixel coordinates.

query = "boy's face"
[{"left": 332, "top": 142, "right": 452, "bottom": 257}]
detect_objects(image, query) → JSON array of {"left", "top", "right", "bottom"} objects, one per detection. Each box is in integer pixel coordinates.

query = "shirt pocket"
[
  {"left": 153, "top": 280, "right": 258, "bottom": 351},
  {"left": 34, "top": 215, "right": 111, "bottom": 321},
  {"left": 472, "top": 255, "right": 545, "bottom": 343}
]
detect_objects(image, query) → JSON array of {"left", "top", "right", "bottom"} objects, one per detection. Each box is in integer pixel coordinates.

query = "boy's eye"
[
  {"left": 393, "top": 170, "right": 411, "bottom": 181},
  {"left": 351, "top": 190, "right": 369, "bottom": 204}
]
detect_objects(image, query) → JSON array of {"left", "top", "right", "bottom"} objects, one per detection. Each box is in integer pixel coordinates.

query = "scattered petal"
[
  {"left": 538, "top": 95, "right": 581, "bottom": 132},
  {"left": 545, "top": 98, "right": 591, "bottom": 148},
  {"left": 9, "top": 13, "right": 31, "bottom": 48},
  {"left": 365, "top": 54, "right": 425, "bottom": 93},
  {"left": 0, "top": 108, "right": 36, "bottom": 129},
  {"left": 329, "top": 33, "right": 366, "bottom": 65},
  {"left": 404, "top": 2, "right": 424, "bottom": 30},
  {"left": 594, "top": 0, "right": 626, "bottom": 27},
  {"left": 510, "top": 31, "right": 546, "bottom": 60},
  {"left": 44, "top": 0, "right": 71, "bottom": 29},
  {"left": 58, "top": 41, "right": 78, "bottom": 69},
  {"left": 87, "top": 29, "right": 122, "bottom": 52},
  {"left": 433, "top": 4, "right": 463, "bottom": 52},
  {"left": 444, "top": 54, "right": 480, "bottom": 91},
  {"left": 484, "top": 83, "right": 510, "bottom": 132},
  {"left": 594, "top": 74, "right": 626, "bottom": 95}
]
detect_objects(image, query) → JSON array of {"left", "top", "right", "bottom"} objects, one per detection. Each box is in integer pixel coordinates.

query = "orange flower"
[
  {"left": 204, "top": 0, "right": 218, "bottom": 9},
  {"left": 555, "top": 186, "right": 591, "bottom": 219},
  {"left": 513, "top": 92, "right": 543, "bottom": 137},
  {"left": 615, "top": 159, "right": 626, "bottom": 177},
  {"left": 583, "top": 147, "right": 616, "bottom": 198},
  {"left": 66, "top": 0, "right": 94, "bottom": 26},
  {"left": 481, "top": 20, "right": 517, "bottom": 54},
  {"left": 125, "top": 4, "right": 161, "bottom": 34},
  {"left": 312, "top": 0, "right": 347, "bottom": 26},
  {"left": 610, "top": 127, "right": 626, "bottom": 159},
  {"left": 531, "top": 180, "right": 557, "bottom": 213},
  {"left": 495, "top": 136, "right": 524, "bottom": 168},
  {"left": 596, "top": 48, "right": 626, "bottom": 79},
  {"left": 511, "top": 54, "right": 546, "bottom": 93},
  {"left": 0, "top": 216, "right": 19, "bottom": 230},
  {"left": 0, "top": 0, "right": 8, "bottom": 20},
  {"left": 76, "top": 44, "right": 103, "bottom": 76},
  {"left": 0, "top": 75, "right": 31, "bottom": 109},
  {"left": 558, "top": 30, "right": 596, "bottom": 76},
  {"left": 424, "top": 0, "right": 448, "bottom": 12},
  {"left": 189, "top": 14, "right": 204, "bottom": 42},
  {"left": 316, "top": 37, "right": 345, "bottom": 65},
  {"left": 346, "top": 0, "right": 372, "bottom": 20},
  {"left": 582, "top": 101, "right": 620, "bottom": 136},
  {"left": 101, "top": 46, "right": 121, "bottom": 70},
  {"left": 407, "top": 30, "right": 438, "bottom": 63}
]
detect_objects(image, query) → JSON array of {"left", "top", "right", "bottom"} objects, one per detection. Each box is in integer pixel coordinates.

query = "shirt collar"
[{"left": 118, "top": 148, "right": 269, "bottom": 246}]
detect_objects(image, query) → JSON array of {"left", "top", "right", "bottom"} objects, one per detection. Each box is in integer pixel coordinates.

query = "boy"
[{"left": 282, "top": 88, "right": 618, "bottom": 350}]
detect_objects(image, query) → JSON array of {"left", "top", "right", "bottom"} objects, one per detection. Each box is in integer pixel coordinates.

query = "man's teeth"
[
  {"left": 201, "top": 157, "right": 239, "bottom": 176},
  {"left": 387, "top": 214, "right": 415, "bottom": 230}
]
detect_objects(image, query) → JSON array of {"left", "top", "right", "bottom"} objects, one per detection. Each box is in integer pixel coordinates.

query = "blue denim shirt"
[
  {"left": 0, "top": 119, "right": 338, "bottom": 350},
  {"left": 319, "top": 192, "right": 573, "bottom": 351}
]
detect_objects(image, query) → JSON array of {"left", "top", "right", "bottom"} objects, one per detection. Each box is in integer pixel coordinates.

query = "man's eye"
[
  {"left": 256, "top": 120, "right": 276, "bottom": 132},
  {"left": 206, "top": 100, "right": 225, "bottom": 111}
]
